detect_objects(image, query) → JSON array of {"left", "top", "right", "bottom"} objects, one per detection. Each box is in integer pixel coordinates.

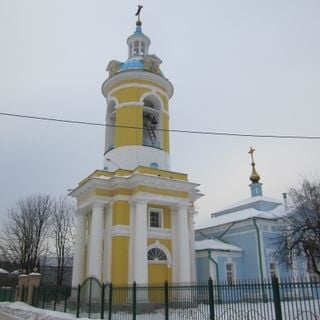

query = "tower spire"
[{"left": 248, "top": 147, "right": 263, "bottom": 197}]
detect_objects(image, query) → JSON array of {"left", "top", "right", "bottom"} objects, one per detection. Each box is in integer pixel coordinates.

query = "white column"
[
  {"left": 128, "top": 201, "right": 136, "bottom": 283},
  {"left": 177, "top": 205, "right": 192, "bottom": 283},
  {"left": 188, "top": 209, "right": 196, "bottom": 282},
  {"left": 103, "top": 203, "right": 112, "bottom": 283},
  {"left": 171, "top": 208, "right": 179, "bottom": 283},
  {"left": 134, "top": 201, "right": 148, "bottom": 284},
  {"left": 88, "top": 203, "right": 105, "bottom": 280},
  {"left": 72, "top": 213, "right": 87, "bottom": 286}
]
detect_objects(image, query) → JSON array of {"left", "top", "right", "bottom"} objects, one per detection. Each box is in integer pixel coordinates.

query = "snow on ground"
[
  {"left": 0, "top": 302, "right": 93, "bottom": 320},
  {"left": 1, "top": 300, "right": 320, "bottom": 320}
]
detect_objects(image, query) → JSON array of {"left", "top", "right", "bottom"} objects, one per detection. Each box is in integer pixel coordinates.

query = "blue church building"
[{"left": 195, "top": 147, "right": 309, "bottom": 283}]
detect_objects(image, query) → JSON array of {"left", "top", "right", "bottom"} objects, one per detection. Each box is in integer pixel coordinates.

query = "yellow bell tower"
[
  {"left": 70, "top": 9, "right": 202, "bottom": 287},
  {"left": 102, "top": 15, "right": 172, "bottom": 172}
]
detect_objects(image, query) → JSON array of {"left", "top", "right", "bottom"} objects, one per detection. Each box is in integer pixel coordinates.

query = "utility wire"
[{"left": 1, "top": 111, "right": 320, "bottom": 140}]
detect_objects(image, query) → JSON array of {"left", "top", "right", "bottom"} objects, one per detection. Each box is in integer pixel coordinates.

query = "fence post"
[
  {"left": 101, "top": 283, "right": 105, "bottom": 320},
  {"left": 41, "top": 287, "right": 45, "bottom": 309},
  {"left": 21, "top": 286, "right": 25, "bottom": 303},
  {"left": 108, "top": 283, "right": 113, "bottom": 320},
  {"left": 133, "top": 281, "right": 137, "bottom": 320},
  {"left": 272, "top": 277, "right": 283, "bottom": 320},
  {"left": 16, "top": 273, "right": 29, "bottom": 302},
  {"left": 76, "top": 284, "right": 81, "bottom": 318},
  {"left": 64, "top": 286, "right": 68, "bottom": 313},
  {"left": 31, "top": 287, "right": 36, "bottom": 306},
  {"left": 53, "top": 286, "right": 57, "bottom": 311},
  {"left": 88, "top": 278, "right": 92, "bottom": 318},
  {"left": 164, "top": 281, "right": 169, "bottom": 320},
  {"left": 208, "top": 277, "right": 215, "bottom": 320},
  {"left": 27, "top": 271, "right": 41, "bottom": 305},
  {"left": 37, "top": 286, "right": 40, "bottom": 308}
]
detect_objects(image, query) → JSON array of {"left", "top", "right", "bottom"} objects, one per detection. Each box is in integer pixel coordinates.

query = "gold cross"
[
  {"left": 248, "top": 146, "right": 255, "bottom": 163},
  {"left": 135, "top": 5, "right": 143, "bottom": 21}
]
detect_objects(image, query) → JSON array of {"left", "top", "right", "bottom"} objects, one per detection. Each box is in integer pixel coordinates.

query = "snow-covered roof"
[
  {"left": 195, "top": 199, "right": 285, "bottom": 230},
  {"left": 195, "top": 239, "right": 242, "bottom": 252},
  {"left": 0, "top": 268, "right": 9, "bottom": 274},
  {"left": 215, "top": 196, "right": 282, "bottom": 213}
]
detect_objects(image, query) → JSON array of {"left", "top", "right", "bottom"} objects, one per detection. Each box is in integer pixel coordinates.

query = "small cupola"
[
  {"left": 248, "top": 147, "right": 263, "bottom": 197},
  {"left": 127, "top": 6, "right": 151, "bottom": 58}
]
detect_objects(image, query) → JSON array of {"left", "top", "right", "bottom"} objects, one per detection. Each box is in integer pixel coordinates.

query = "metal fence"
[
  {"left": 29, "top": 277, "right": 320, "bottom": 319},
  {"left": 0, "top": 287, "right": 16, "bottom": 302}
]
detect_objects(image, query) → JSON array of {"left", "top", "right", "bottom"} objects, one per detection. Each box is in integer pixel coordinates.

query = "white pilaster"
[
  {"left": 72, "top": 213, "right": 87, "bottom": 286},
  {"left": 88, "top": 203, "right": 105, "bottom": 280},
  {"left": 177, "top": 205, "right": 191, "bottom": 283},
  {"left": 134, "top": 201, "right": 148, "bottom": 284}
]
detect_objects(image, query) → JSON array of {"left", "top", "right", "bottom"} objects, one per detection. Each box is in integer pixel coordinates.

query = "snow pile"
[{"left": 0, "top": 302, "right": 93, "bottom": 320}]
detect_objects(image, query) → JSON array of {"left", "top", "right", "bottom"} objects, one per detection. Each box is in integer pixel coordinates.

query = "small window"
[
  {"left": 150, "top": 162, "right": 159, "bottom": 169},
  {"left": 226, "top": 263, "right": 235, "bottom": 285},
  {"left": 148, "top": 208, "right": 163, "bottom": 228},
  {"left": 141, "top": 42, "right": 145, "bottom": 55},
  {"left": 134, "top": 41, "right": 139, "bottom": 56}
]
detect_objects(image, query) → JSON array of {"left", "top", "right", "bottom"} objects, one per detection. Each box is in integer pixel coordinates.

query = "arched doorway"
[{"left": 147, "top": 246, "right": 171, "bottom": 285}]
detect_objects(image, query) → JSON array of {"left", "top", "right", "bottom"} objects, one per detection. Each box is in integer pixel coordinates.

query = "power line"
[{"left": 1, "top": 111, "right": 320, "bottom": 140}]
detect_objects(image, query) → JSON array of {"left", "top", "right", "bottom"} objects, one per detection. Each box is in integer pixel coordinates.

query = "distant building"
[{"left": 195, "top": 148, "right": 307, "bottom": 282}]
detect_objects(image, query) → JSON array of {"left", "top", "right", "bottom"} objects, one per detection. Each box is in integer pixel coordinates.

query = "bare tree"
[
  {"left": 276, "top": 178, "right": 320, "bottom": 276},
  {"left": 0, "top": 194, "right": 52, "bottom": 273},
  {"left": 50, "top": 196, "right": 75, "bottom": 285}
]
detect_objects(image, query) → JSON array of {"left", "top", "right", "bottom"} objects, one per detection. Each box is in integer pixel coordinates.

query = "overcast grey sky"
[{"left": 0, "top": 0, "right": 319, "bottom": 225}]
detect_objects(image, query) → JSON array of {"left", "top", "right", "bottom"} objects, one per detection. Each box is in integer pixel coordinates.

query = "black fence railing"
[
  {"left": 0, "top": 287, "right": 16, "bottom": 302},
  {"left": 28, "top": 277, "right": 320, "bottom": 319}
]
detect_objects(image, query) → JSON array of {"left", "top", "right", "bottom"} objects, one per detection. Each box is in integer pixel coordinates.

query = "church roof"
[
  {"left": 195, "top": 239, "right": 243, "bottom": 252},
  {"left": 214, "top": 196, "right": 282, "bottom": 214},
  {"left": 195, "top": 196, "right": 285, "bottom": 230},
  {"left": 118, "top": 57, "right": 145, "bottom": 72}
]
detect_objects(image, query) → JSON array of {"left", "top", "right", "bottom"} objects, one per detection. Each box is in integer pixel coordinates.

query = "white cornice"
[
  {"left": 102, "top": 70, "right": 174, "bottom": 98},
  {"left": 108, "top": 83, "right": 169, "bottom": 102},
  {"left": 70, "top": 171, "right": 203, "bottom": 204},
  {"left": 147, "top": 228, "right": 172, "bottom": 239}
]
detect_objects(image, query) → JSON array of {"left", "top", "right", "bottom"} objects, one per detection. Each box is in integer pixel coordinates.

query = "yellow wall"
[
  {"left": 108, "top": 81, "right": 171, "bottom": 151},
  {"left": 157, "top": 91, "right": 169, "bottom": 112},
  {"left": 110, "top": 79, "right": 167, "bottom": 95},
  {"left": 111, "top": 236, "right": 129, "bottom": 285},
  {"left": 112, "top": 200, "right": 130, "bottom": 226},
  {"left": 162, "top": 113, "right": 170, "bottom": 153},
  {"left": 115, "top": 106, "right": 142, "bottom": 147},
  {"left": 112, "top": 87, "right": 150, "bottom": 103},
  {"left": 148, "top": 264, "right": 171, "bottom": 285}
]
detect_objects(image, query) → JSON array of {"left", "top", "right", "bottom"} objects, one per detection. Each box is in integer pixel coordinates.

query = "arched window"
[
  {"left": 147, "top": 248, "right": 167, "bottom": 261},
  {"left": 105, "top": 100, "right": 116, "bottom": 153},
  {"left": 142, "top": 96, "right": 162, "bottom": 149},
  {"left": 133, "top": 41, "right": 139, "bottom": 56}
]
